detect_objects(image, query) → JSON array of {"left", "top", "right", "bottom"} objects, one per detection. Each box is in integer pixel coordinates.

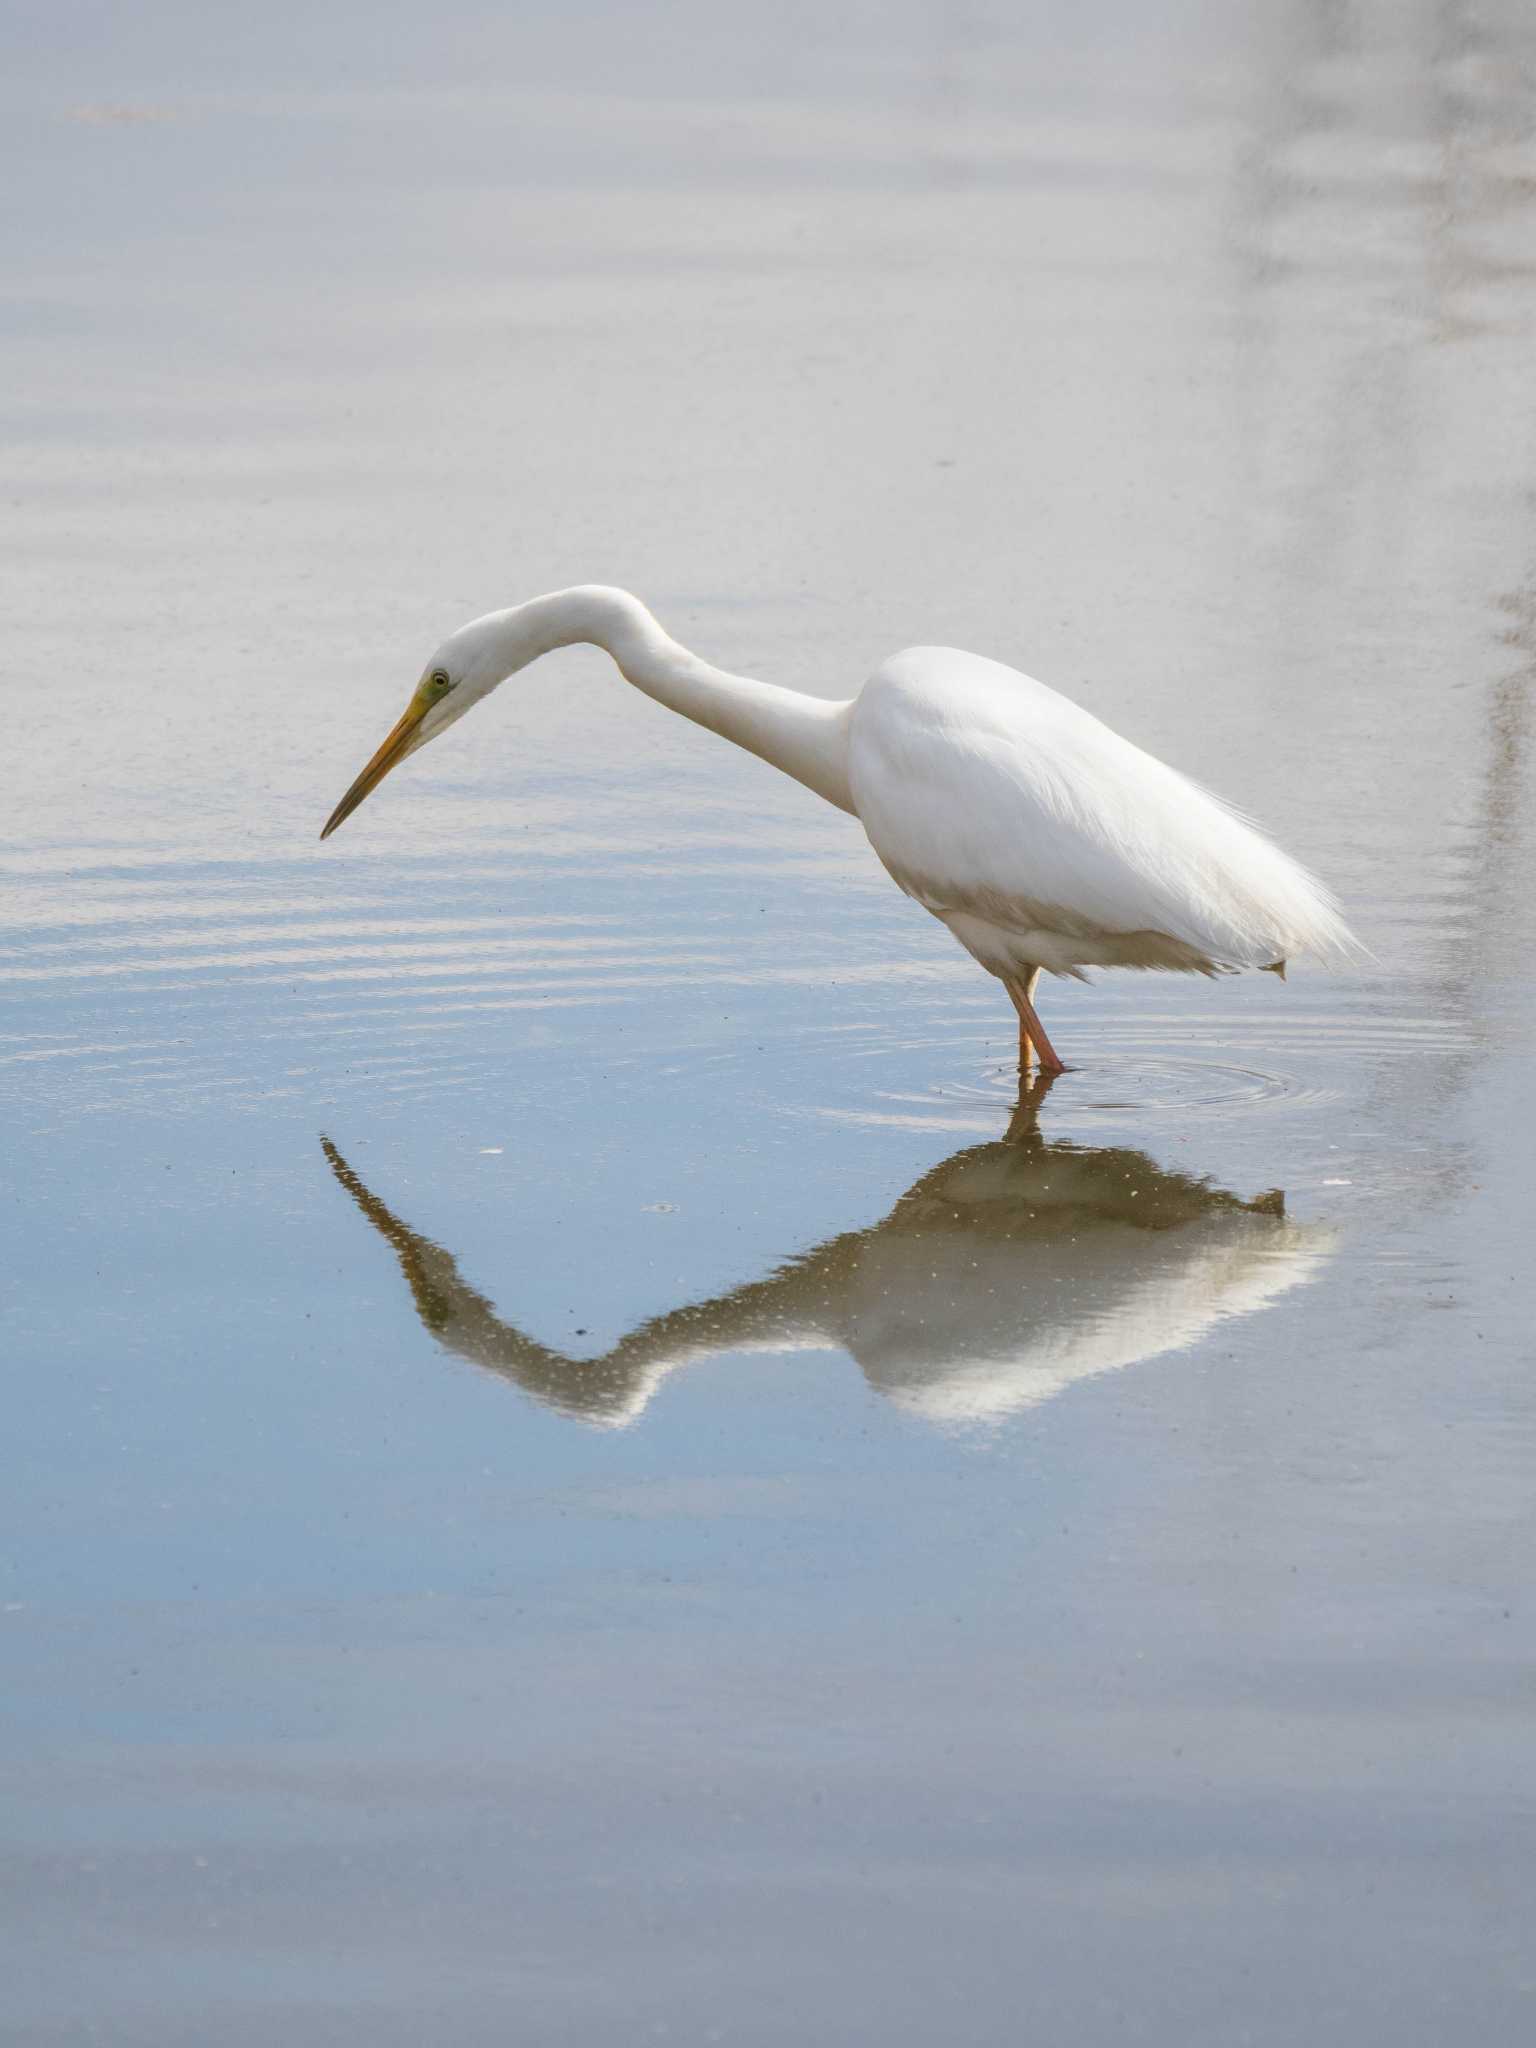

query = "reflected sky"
[{"left": 4, "top": 2, "right": 1536, "bottom": 2044}]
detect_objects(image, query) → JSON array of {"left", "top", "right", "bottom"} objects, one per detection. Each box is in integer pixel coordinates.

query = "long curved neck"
[{"left": 511, "top": 586, "right": 855, "bottom": 815}]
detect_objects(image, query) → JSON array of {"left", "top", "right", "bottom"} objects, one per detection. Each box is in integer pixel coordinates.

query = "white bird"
[{"left": 322, "top": 587, "right": 1357, "bottom": 1072}]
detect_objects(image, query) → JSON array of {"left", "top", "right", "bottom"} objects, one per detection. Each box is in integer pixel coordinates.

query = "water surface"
[{"left": 4, "top": 3, "right": 1535, "bottom": 2042}]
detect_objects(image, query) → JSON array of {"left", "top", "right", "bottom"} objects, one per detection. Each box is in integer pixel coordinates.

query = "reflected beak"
[{"left": 320, "top": 697, "right": 431, "bottom": 840}]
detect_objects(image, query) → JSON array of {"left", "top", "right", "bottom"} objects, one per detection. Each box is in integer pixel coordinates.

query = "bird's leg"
[
  {"left": 1012, "top": 965, "right": 1036, "bottom": 1074},
  {"left": 1006, "top": 969, "right": 1067, "bottom": 1078},
  {"left": 1008, "top": 968, "right": 1043, "bottom": 1072}
]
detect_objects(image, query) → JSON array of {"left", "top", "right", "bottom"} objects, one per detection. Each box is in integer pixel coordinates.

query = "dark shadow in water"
[{"left": 322, "top": 1089, "right": 1333, "bottom": 1429}]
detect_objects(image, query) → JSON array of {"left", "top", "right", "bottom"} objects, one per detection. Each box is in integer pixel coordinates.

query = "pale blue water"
[{"left": 4, "top": 3, "right": 1535, "bottom": 2042}]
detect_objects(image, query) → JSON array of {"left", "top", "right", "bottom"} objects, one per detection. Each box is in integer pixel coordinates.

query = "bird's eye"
[{"left": 428, "top": 670, "right": 452, "bottom": 695}]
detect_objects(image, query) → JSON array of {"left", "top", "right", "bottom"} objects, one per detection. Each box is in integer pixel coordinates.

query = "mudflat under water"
[{"left": 4, "top": 4, "right": 1535, "bottom": 2042}]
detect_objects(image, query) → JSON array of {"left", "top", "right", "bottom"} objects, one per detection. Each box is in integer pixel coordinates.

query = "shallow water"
[{"left": 5, "top": 2, "right": 1536, "bottom": 2042}]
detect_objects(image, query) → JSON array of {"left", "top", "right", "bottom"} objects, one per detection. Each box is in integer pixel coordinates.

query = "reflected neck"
[{"left": 509, "top": 585, "right": 855, "bottom": 815}]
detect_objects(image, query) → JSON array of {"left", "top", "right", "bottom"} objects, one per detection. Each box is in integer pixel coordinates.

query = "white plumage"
[
  {"left": 322, "top": 586, "right": 1357, "bottom": 1075},
  {"left": 850, "top": 646, "right": 1356, "bottom": 983}
]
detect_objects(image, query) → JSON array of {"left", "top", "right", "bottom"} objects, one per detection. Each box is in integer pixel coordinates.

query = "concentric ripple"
[
  {"left": 768, "top": 987, "right": 1460, "bottom": 1141},
  {"left": 2, "top": 817, "right": 1440, "bottom": 1140}
]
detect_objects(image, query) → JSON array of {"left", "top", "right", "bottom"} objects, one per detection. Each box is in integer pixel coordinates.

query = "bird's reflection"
[{"left": 322, "top": 1089, "right": 1332, "bottom": 1430}]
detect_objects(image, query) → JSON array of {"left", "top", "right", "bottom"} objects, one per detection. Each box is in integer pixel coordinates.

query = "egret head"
[{"left": 320, "top": 610, "right": 526, "bottom": 840}]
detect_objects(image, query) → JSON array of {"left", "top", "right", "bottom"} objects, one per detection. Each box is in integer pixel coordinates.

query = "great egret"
[
  {"left": 322, "top": 587, "right": 1357, "bottom": 1072},
  {"left": 321, "top": 1101, "right": 1332, "bottom": 1428}
]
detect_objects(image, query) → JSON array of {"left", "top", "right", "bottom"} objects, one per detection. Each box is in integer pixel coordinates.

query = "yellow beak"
[{"left": 321, "top": 696, "right": 431, "bottom": 840}]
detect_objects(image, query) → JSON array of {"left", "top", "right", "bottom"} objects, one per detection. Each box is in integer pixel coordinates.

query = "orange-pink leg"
[{"left": 1006, "top": 969, "right": 1066, "bottom": 1078}]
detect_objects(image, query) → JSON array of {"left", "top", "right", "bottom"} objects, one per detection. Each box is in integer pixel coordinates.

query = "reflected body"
[
  {"left": 322, "top": 1093, "right": 1333, "bottom": 1428},
  {"left": 322, "top": 588, "right": 1357, "bottom": 1075}
]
